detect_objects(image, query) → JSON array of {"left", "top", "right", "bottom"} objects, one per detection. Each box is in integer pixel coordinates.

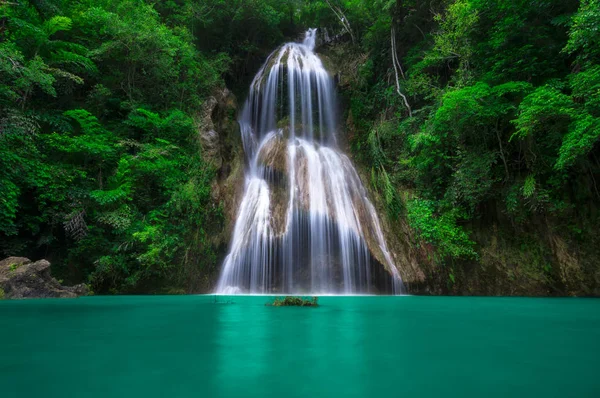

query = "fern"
[
  {"left": 64, "top": 109, "right": 104, "bottom": 134},
  {"left": 51, "top": 50, "right": 97, "bottom": 73},
  {"left": 381, "top": 166, "right": 394, "bottom": 206},
  {"left": 90, "top": 188, "right": 129, "bottom": 206},
  {"left": 90, "top": 159, "right": 133, "bottom": 206},
  {"left": 511, "top": 85, "right": 575, "bottom": 141},
  {"left": 97, "top": 205, "right": 133, "bottom": 232},
  {"left": 125, "top": 108, "right": 163, "bottom": 133},
  {"left": 34, "top": 111, "right": 73, "bottom": 133},
  {"left": 367, "top": 127, "right": 385, "bottom": 170},
  {"left": 22, "top": 56, "right": 57, "bottom": 96},
  {"left": 64, "top": 210, "right": 88, "bottom": 240},
  {"left": 42, "top": 16, "right": 73, "bottom": 36},
  {"left": 0, "top": 111, "right": 39, "bottom": 137},
  {"left": 8, "top": 17, "right": 46, "bottom": 41},
  {"left": 522, "top": 175, "right": 536, "bottom": 198},
  {"left": 370, "top": 166, "right": 378, "bottom": 191},
  {"left": 555, "top": 114, "right": 600, "bottom": 171},
  {"left": 46, "top": 67, "right": 84, "bottom": 85}
]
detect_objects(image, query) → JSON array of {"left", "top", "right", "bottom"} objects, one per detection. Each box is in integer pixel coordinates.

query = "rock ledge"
[{"left": 0, "top": 257, "right": 89, "bottom": 299}]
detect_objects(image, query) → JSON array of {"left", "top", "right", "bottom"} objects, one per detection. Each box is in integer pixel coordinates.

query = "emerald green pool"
[{"left": 1, "top": 296, "right": 599, "bottom": 397}]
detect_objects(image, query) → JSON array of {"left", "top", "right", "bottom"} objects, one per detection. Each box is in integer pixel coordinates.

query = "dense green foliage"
[{"left": 2, "top": 0, "right": 599, "bottom": 294}]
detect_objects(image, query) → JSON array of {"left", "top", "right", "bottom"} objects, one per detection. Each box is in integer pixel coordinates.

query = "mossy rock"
[
  {"left": 257, "top": 133, "right": 289, "bottom": 176},
  {"left": 268, "top": 296, "right": 319, "bottom": 307}
]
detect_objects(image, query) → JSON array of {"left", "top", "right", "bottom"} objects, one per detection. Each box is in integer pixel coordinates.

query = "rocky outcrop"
[
  {"left": 197, "top": 89, "right": 246, "bottom": 250},
  {"left": 0, "top": 257, "right": 89, "bottom": 299},
  {"left": 257, "top": 132, "right": 289, "bottom": 177},
  {"left": 198, "top": 88, "right": 240, "bottom": 170}
]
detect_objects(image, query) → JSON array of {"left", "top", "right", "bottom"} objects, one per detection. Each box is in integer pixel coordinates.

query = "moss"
[
  {"left": 8, "top": 262, "right": 23, "bottom": 273},
  {"left": 0, "top": 288, "right": 5, "bottom": 300},
  {"left": 268, "top": 296, "right": 319, "bottom": 307}
]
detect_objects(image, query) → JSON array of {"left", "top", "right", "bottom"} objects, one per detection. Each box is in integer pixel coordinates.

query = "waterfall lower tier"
[{"left": 216, "top": 29, "right": 404, "bottom": 294}]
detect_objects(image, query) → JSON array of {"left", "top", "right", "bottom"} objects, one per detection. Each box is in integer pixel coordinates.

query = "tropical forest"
[
  {"left": 2, "top": 1, "right": 600, "bottom": 397},
  {"left": 2, "top": 0, "right": 599, "bottom": 296}
]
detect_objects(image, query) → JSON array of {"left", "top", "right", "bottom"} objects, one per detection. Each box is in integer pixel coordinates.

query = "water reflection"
[{"left": 213, "top": 296, "right": 400, "bottom": 398}]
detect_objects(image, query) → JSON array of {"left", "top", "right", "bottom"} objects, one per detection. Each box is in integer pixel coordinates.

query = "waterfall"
[{"left": 216, "top": 29, "right": 404, "bottom": 295}]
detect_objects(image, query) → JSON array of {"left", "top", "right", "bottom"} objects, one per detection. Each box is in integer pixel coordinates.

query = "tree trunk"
[
  {"left": 391, "top": 26, "right": 412, "bottom": 117},
  {"left": 324, "top": 0, "right": 355, "bottom": 44}
]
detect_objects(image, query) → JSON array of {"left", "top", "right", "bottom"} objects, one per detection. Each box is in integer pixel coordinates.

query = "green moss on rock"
[{"left": 268, "top": 296, "right": 319, "bottom": 307}]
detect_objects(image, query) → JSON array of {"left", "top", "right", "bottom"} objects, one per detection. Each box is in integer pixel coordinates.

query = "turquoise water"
[{"left": 1, "top": 296, "right": 599, "bottom": 397}]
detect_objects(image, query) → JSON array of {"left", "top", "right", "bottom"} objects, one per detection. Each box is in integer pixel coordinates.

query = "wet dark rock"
[
  {"left": 0, "top": 257, "right": 89, "bottom": 299},
  {"left": 198, "top": 88, "right": 239, "bottom": 170}
]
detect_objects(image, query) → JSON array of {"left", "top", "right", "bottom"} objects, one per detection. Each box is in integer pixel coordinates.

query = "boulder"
[{"left": 0, "top": 257, "right": 89, "bottom": 299}]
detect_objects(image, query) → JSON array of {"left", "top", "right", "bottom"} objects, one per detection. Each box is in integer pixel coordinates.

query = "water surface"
[{"left": 1, "top": 296, "right": 599, "bottom": 397}]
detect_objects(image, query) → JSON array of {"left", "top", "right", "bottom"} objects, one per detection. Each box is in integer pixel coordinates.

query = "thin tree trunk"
[
  {"left": 495, "top": 119, "right": 510, "bottom": 182},
  {"left": 589, "top": 165, "right": 600, "bottom": 199},
  {"left": 391, "top": 26, "right": 406, "bottom": 79},
  {"left": 391, "top": 26, "right": 412, "bottom": 117},
  {"left": 324, "top": 0, "right": 355, "bottom": 44}
]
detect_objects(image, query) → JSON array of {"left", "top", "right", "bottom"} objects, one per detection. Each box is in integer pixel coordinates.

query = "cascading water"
[{"left": 217, "top": 29, "right": 404, "bottom": 295}]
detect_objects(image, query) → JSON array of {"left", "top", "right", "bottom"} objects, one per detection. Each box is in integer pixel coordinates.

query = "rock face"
[
  {"left": 196, "top": 89, "right": 246, "bottom": 274},
  {"left": 198, "top": 88, "right": 240, "bottom": 170},
  {"left": 0, "top": 257, "right": 89, "bottom": 299}
]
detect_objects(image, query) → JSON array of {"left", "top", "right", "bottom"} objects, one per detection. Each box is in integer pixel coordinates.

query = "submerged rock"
[{"left": 0, "top": 257, "right": 89, "bottom": 299}]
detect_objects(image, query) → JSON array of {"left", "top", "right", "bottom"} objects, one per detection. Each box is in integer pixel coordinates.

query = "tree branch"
[
  {"left": 495, "top": 119, "right": 510, "bottom": 182},
  {"left": 391, "top": 26, "right": 412, "bottom": 117},
  {"left": 324, "top": 0, "right": 355, "bottom": 44}
]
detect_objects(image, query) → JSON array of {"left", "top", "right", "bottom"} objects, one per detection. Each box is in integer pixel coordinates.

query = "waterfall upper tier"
[
  {"left": 216, "top": 29, "right": 404, "bottom": 295},
  {"left": 241, "top": 28, "right": 338, "bottom": 159}
]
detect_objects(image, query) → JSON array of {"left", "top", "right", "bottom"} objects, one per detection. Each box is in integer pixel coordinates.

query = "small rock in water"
[{"left": 267, "top": 296, "right": 319, "bottom": 307}]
